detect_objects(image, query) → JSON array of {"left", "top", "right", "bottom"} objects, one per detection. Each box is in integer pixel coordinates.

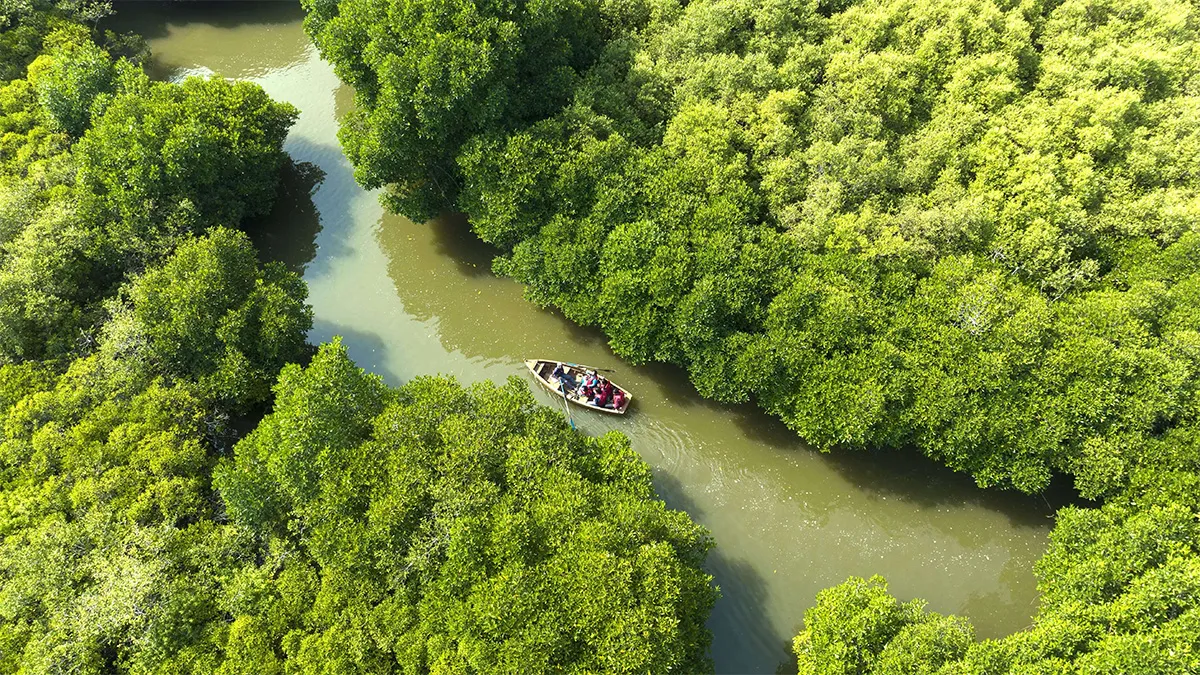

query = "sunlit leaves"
[
  {"left": 76, "top": 72, "right": 297, "bottom": 252},
  {"left": 116, "top": 227, "right": 312, "bottom": 409},
  {"left": 25, "top": 24, "right": 114, "bottom": 136},
  {"left": 218, "top": 341, "right": 719, "bottom": 673},
  {"left": 0, "top": 31, "right": 298, "bottom": 366},
  {"left": 0, "top": 351, "right": 244, "bottom": 671},
  {"left": 0, "top": 13, "right": 328, "bottom": 674},
  {"left": 794, "top": 575, "right": 967, "bottom": 675},
  {"left": 306, "top": 0, "right": 603, "bottom": 219}
]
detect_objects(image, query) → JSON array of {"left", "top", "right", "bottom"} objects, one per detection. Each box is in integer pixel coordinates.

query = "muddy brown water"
[{"left": 109, "top": 4, "right": 1066, "bottom": 671}]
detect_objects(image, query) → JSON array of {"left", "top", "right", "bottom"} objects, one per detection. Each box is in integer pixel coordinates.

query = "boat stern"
[{"left": 524, "top": 359, "right": 543, "bottom": 375}]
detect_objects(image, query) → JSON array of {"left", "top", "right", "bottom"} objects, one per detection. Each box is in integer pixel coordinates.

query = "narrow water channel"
[{"left": 111, "top": 4, "right": 1063, "bottom": 672}]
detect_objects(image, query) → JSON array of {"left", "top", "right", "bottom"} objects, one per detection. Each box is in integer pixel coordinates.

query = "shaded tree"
[
  {"left": 109, "top": 226, "right": 312, "bottom": 410},
  {"left": 76, "top": 69, "right": 297, "bottom": 258}
]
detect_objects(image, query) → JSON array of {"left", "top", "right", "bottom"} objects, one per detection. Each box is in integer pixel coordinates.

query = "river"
[{"left": 109, "top": 4, "right": 1065, "bottom": 672}]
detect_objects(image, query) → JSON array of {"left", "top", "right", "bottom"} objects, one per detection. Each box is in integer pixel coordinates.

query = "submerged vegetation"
[
  {"left": 0, "top": 4, "right": 715, "bottom": 671},
  {"left": 305, "top": 0, "right": 1200, "bottom": 670}
]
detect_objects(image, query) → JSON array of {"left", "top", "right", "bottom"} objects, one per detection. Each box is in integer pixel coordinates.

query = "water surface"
[{"left": 111, "top": 4, "right": 1062, "bottom": 671}]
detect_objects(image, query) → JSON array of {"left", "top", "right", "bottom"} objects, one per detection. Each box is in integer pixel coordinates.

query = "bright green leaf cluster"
[
  {"left": 0, "top": 27, "right": 297, "bottom": 364},
  {"left": 111, "top": 227, "right": 313, "bottom": 408},
  {"left": 75, "top": 69, "right": 298, "bottom": 251},
  {"left": 216, "top": 340, "right": 719, "bottom": 673},
  {"left": 316, "top": 0, "right": 1200, "bottom": 498},
  {"left": 25, "top": 24, "right": 114, "bottom": 136},
  {"left": 794, "top": 576, "right": 973, "bottom": 675},
  {"left": 303, "top": 0, "right": 604, "bottom": 219}
]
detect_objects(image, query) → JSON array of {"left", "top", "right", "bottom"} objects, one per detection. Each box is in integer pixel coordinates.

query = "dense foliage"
[
  {"left": 0, "top": 24, "right": 297, "bottom": 364},
  {"left": 0, "top": 335, "right": 717, "bottom": 671},
  {"left": 307, "top": 0, "right": 1200, "bottom": 499},
  {"left": 216, "top": 341, "right": 717, "bottom": 673},
  {"left": 0, "top": 229, "right": 310, "bottom": 671},
  {"left": 0, "top": 19, "right": 314, "bottom": 668},
  {"left": 0, "top": 13, "right": 719, "bottom": 671}
]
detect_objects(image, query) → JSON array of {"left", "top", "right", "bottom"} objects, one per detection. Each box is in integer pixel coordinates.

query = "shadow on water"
[
  {"left": 389, "top": 211, "right": 614, "bottom": 350},
  {"left": 108, "top": 1, "right": 305, "bottom": 41},
  {"left": 652, "top": 470, "right": 791, "bottom": 675},
  {"left": 536, "top": 301, "right": 625, "bottom": 351},
  {"left": 725, "top": 399, "right": 1081, "bottom": 529},
  {"left": 106, "top": 1, "right": 310, "bottom": 81},
  {"left": 635, "top": 360, "right": 730, "bottom": 409},
  {"left": 281, "top": 133, "right": 365, "bottom": 279},
  {"left": 308, "top": 317, "right": 397, "bottom": 380},
  {"left": 245, "top": 157, "right": 325, "bottom": 273},
  {"left": 426, "top": 212, "right": 500, "bottom": 278},
  {"left": 819, "top": 444, "right": 1082, "bottom": 529},
  {"left": 334, "top": 74, "right": 356, "bottom": 119}
]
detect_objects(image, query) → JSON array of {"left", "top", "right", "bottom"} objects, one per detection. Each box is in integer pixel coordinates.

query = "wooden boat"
[{"left": 525, "top": 359, "right": 632, "bottom": 415}]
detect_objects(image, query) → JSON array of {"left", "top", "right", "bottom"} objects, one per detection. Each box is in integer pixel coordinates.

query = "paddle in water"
[{"left": 559, "top": 380, "right": 576, "bottom": 430}]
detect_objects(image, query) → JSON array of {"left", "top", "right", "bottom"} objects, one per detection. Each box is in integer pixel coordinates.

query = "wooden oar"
[
  {"left": 558, "top": 380, "right": 576, "bottom": 430},
  {"left": 562, "top": 361, "right": 617, "bottom": 374}
]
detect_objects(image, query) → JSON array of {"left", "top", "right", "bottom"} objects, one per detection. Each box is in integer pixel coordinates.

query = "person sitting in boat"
[
  {"left": 551, "top": 363, "right": 575, "bottom": 391},
  {"left": 611, "top": 388, "right": 626, "bottom": 410},
  {"left": 593, "top": 378, "right": 613, "bottom": 407},
  {"left": 579, "top": 370, "right": 598, "bottom": 398}
]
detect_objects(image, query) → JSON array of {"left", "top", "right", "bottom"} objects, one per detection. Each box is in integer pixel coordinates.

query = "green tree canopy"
[
  {"left": 216, "top": 339, "right": 719, "bottom": 673},
  {"left": 108, "top": 226, "right": 312, "bottom": 410},
  {"left": 0, "top": 354, "right": 241, "bottom": 672},
  {"left": 314, "top": 0, "right": 1200, "bottom": 498},
  {"left": 0, "top": 29, "right": 299, "bottom": 364},
  {"left": 25, "top": 24, "right": 114, "bottom": 136},
  {"left": 303, "top": 0, "right": 604, "bottom": 218},
  {"left": 75, "top": 70, "right": 298, "bottom": 255}
]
